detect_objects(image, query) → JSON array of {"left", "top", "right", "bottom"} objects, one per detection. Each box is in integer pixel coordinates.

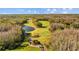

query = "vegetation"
[
  {"left": 0, "top": 22, "right": 22, "bottom": 50},
  {"left": 48, "top": 14, "right": 79, "bottom": 51},
  {"left": 50, "top": 23, "right": 65, "bottom": 31},
  {"left": 36, "top": 22, "right": 43, "bottom": 27},
  {"left": 0, "top": 14, "right": 79, "bottom": 51},
  {"left": 50, "top": 29, "right": 79, "bottom": 51}
]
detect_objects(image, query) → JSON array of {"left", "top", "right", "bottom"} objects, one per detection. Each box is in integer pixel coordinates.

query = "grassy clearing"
[
  {"left": 30, "top": 20, "right": 51, "bottom": 50},
  {"left": 39, "top": 21, "right": 49, "bottom": 27},
  {"left": 31, "top": 28, "right": 50, "bottom": 44},
  {"left": 24, "top": 19, "right": 36, "bottom": 27},
  {"left": 13, "top": 19, "right": 50, "bottom": 51}
]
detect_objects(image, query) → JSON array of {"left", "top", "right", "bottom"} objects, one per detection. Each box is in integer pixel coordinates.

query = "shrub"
[
  {"left": 71, "top": 22, "right": 79, "bottom": 29},
  {"left": 33, "top": 40, "right": 41, "bottom": 45},
  {"left": 36, "top": 22, "right": 43, "bottom": 27},
  {"left": 21, "top": 42, "right": 29, "bottom": 47},
  {"left": 50, "top": 23, "right": 65, "bottom": 31},
  {"left": 50, "top": 29, "right": 79, "bottom": 51},
  {"left": 0, "top": 23, "right": 23, "bottom": 50}
]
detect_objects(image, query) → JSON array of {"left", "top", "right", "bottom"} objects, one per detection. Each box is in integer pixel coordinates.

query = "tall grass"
[
  {"left": 0, "top": 23, "right": 22, "bottom": 50},
  {"left": 0, "top": 15, "right": 29, "bottom": 50},
  {"left": 50, "top": 29, "right": 79, "bottom": 51},
  {"left": 50, "top": 23, "right": 65, "bottom": 31}
]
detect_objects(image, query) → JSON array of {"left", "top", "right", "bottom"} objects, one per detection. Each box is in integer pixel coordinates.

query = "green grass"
[
  {"left": 12, "top": 20, "right": 50, "bottom": 51},
  {"left": 39, "top": 21, "right": 49, "bottom": 27},
  {"left": 24, "top": 19, "right": 36, "bottom": 27},
  {"left": 31, "top": 21, "right": 51, "bottom": 45},
  {"left": 14, "top": 46, "right": 41, "bottom": 51}
]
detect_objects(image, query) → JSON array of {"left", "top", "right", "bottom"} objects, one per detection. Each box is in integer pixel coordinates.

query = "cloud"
[
  {"left": 50, "top": 10, "right": 55, "bottom": 14},
  {"left": 62, "top": 8, "right": 73, "bottom": 11},
  {"left": 62, "top": 8, "right": 67, "bottom": 10},
  {"left": 62, "top": 11, "right": 68, "bottom": 14},
  {"left": 33, "top": 10, "right": 37, "bottom": 14},
  {"left": 53, "top": 9, "right": 57, "bottom": 11},
  {"left": 47, "top": 8, "right": 51, "bottom": 11},
  {"left": 68, "top": 8, "right": 73, "bottom": 10},
  {"left": 28, "top": 10, "right": 31, "bottom": 12}
]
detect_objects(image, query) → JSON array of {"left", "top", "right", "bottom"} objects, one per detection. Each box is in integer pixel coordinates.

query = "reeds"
[
  {"left": 0, "top": 23, "right": 22, "bottom": 50},
  {"left": 50, "top": 29, "right": 79, "bottom": 51}
]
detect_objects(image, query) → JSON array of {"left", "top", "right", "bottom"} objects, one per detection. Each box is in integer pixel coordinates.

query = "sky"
[{"left": 0, "top": 8, "right": 79, "bottom": 14}]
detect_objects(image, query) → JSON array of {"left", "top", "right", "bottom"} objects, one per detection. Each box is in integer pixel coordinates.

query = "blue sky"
[{"left": 0, "top": 8, "right": 79, "bottom": 14}]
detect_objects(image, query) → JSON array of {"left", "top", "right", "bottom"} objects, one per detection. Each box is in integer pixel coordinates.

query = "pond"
[{"left": 22, "top": 25, "right": 35, "bottom": 33}]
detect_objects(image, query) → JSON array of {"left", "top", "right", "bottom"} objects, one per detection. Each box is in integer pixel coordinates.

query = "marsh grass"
[
  {"left": 0, "top": 22, "right": 22, "bottom": 50},
  {"left": 50, "top": 29, "right": 79, "bottom": 51}
]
